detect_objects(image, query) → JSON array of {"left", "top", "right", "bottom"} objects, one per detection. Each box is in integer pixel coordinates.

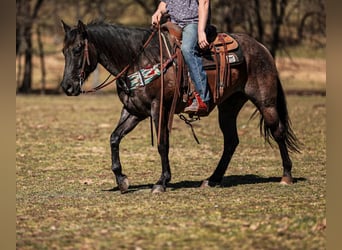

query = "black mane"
[{"left": 85, "top": 21, "right": 160, "bottom": 70}]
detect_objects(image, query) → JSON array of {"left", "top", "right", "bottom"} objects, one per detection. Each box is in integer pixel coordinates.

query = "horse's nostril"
[
  {"left": 67, "top": 86, "right": 73, "bottom": 94},
  {"left": 61, "top": 82, "right": 74, "bottom": 96}
]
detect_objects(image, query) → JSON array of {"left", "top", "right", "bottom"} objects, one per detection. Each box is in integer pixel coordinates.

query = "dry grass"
[
  {"left": 276, "top": 57, "right": 326, "bottom": 92},
  {"left": 16, "top": 90, "right": 326, "bottom": 249}
]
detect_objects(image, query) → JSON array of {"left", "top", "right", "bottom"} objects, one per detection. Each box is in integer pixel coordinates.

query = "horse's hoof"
[
  {"left": 151, "top": 184, "right": 166, "bottom": 193},
  {"left": 280, "top": 176, "right": 293, "bottom": 185},
  {"left": 119, "top": 177, "right": 130, "bottom": 193},
  {"left": 200, "top": 179, "right": 220, "bottom": 188},
  {"left": 200, "top": 180, "right": 210, "bottom": 188}
]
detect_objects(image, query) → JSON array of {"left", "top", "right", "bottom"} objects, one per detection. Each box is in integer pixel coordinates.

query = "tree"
[
  {"left": 253, "top": 0, "right": 264, "bottom": 43},
  {"left": 269, "top": 0, "right": 288, "bottom": 57},
  {"left": 17, "top": 0, "right": 44, "bottom": 93},
  {"left": 297, "top": 0, "right": 326, "bottom": 46}
]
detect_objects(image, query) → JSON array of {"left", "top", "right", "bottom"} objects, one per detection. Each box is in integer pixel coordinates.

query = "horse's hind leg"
[
  {"left": 259, "top": 105, "right": 294, "bottom": 184},
  {"left": 110, "top": 108, "right": 142, "bottom": 193},
  {"left": 202, "top": 94, "right": 248, "bottom": 187}
]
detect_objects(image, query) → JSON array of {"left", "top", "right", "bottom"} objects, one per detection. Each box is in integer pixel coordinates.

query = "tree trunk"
[
  {"left": 16, "top": 54, "right": 23, "bottom": 89},
  {"left": 37, "top": 25, "right": 46, "bottom": 94},
  {"left": 253, "top": 0, "right": 264, "bottom": 43},
  {"left": 18, "top": 1, "right": 32, "bottom": 93},
  {"left": 270, "top": 0, "right": 287, "bottom": 57},
  {"left": 17, "top": 0, "right": 44, "bottom": 93},
  {"left": 19, "top": 29, "right": 33, "bottom": 93}
]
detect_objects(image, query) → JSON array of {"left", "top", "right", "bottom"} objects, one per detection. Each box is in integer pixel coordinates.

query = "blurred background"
[{"left": 16, "top": 0, "right": 326, "bottom": 94}]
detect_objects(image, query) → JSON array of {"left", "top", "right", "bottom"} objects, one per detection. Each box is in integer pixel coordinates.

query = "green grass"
[{"left": 16, "top": 93, "right": 326, "bottom": 249}]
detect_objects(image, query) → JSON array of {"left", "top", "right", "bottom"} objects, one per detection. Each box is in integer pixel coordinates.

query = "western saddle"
[{"left": 161, "top": 22, "right": 240, "bottom": 104}]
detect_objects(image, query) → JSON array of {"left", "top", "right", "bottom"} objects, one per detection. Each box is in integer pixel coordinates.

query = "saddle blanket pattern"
[{"left": 127, "top": 64, "right": 161, "bottom": 90}]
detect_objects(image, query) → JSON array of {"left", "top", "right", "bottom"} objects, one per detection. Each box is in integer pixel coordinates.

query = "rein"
[
  {"left": 79, "top": 28, "right": 158, "bottom": 94},
  {"left": 157, "top": 23, "right": 164, "bottom": 145}
]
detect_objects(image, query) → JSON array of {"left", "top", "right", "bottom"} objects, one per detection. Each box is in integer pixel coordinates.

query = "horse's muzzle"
[{"left": 61, "top": 81, "right": 81, "bottom": 96}]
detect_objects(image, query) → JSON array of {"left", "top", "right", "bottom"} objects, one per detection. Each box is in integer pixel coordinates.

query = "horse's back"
[{"left": 231, "top": 33, "right": 275, "bottom": 66}]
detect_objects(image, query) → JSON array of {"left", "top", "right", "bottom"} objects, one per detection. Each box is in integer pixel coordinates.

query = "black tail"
[{"left": 259, "top": 77, "right": 301, "bottom": 153}]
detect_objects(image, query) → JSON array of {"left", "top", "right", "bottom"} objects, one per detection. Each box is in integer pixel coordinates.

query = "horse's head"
[{"left": 60, "top": 20, "right": 98, "bottom": 96}]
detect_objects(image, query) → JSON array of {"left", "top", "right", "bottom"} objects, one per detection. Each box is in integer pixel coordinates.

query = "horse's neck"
[
  {"left": 97, "top": 53, "right": 121, "bottom": 76},
  {"left": 89, "top": 25, "right": 152, "bottom": 76},
  {"left": 94, "top": 44, "right": 128, "bottom": 76}
]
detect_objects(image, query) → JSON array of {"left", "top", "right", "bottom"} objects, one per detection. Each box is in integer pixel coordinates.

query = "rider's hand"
[
  {"left": 152, "top": 11, "right": 163, "bottom": 27},
  {"left": 198, "top": 31, "right": 209, "bottom": 49}
]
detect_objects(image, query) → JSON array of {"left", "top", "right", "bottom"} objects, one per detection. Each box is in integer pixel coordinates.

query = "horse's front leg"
[
  {"left": 151, "top": 105, "right": 171, "bottom": 193},
  {"left": 110, "top": 108, "right": 142, "bottom": 193}
]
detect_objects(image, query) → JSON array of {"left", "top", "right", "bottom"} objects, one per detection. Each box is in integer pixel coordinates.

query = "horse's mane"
[{"left": 84, "top": 20, "right": 159, "bottom": 68}]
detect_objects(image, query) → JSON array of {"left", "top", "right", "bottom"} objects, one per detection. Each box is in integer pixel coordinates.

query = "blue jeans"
[{"left": 181, "top": 23, "right": 210, "bottom": 103}]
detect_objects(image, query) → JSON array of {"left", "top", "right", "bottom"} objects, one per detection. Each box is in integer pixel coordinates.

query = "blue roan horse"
[{"left": 60, "top": 20, "right": 300, "bottom": 193}]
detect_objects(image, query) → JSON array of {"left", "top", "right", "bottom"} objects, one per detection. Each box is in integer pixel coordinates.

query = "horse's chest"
[{"left": 118, "top": 90, "right": 151, "bottom": 117}]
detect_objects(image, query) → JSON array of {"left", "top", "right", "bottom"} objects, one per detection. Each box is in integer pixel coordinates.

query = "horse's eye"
[{"left": 72, "top": 45, "right": 82, "bottom": 55}]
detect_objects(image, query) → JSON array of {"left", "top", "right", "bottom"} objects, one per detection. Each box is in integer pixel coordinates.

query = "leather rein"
[{"left": 79, "top": 27, "right": 158, "bottom": 94}]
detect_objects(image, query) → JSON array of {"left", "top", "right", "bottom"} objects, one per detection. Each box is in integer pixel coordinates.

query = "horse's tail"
[{"left": 259, "top": 77, "right": 301, "bottom": 153}]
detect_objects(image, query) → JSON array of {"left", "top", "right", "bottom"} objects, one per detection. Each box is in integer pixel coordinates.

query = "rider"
[{"left": 152, "top": 0, "right": 211, "bottom": 114}]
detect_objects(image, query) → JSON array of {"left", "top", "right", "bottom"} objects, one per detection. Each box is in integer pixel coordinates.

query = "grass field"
[{"left": 16, "top": 89, "right": 326, "bottom": 249}]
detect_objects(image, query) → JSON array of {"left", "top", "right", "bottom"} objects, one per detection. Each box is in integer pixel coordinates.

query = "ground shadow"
[
  {"left": 169, "top": 175, "right": 306, "bottom": 190},
  {"left": 102, "top": 183, "right": 153, "bottom": 193},
  {"left": 220, "top": 174, "right": 306, "bottom": 187},
  {"left": 102, "top": 174, "right": 306, "bottom": 193}
]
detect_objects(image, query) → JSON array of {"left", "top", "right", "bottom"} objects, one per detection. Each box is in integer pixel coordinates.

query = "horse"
[{"left": 60, "top": 20, "right": 300, "bottom": 193}]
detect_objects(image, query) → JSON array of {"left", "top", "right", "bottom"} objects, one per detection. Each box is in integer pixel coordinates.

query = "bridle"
[
  {"left": 78, "top": 38, "right": 90, "bottom": 89},
  {"left": 78, "top": 28, "right": 158, "bottom": 94}
]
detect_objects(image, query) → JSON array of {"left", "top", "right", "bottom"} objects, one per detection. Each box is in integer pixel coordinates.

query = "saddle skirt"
[{"left": 203, "top": 32, "right": 243, "bottom": 68}]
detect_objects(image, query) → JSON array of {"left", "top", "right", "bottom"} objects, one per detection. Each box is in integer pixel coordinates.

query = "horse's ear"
[
  {"left": 77, "top": 20, "right": 88, "bottom": 39},
  {"left": 61, "top": 20, "right": 71, "bottom": 33}
]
